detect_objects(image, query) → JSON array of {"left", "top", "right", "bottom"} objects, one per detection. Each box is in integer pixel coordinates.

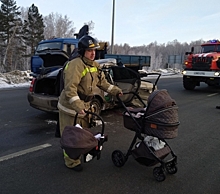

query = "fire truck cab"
[{"left": 182, "top": 39, "right": 220, "bottom": 90}]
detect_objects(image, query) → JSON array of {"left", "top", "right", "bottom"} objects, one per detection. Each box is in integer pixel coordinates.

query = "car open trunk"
[
  {"left": 33, "top": 69, "right": 61, "bottom": 97},
  {"left": 31, "top": 52, "right": 68, "bottom": 75}
]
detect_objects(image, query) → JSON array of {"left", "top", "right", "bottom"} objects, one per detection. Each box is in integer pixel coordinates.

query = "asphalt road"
[{"left": 0, "top": 77, "right": 220, "bottom": 194}]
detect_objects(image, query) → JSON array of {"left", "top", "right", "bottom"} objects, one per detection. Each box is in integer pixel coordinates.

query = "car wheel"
[{"left": 90, "top": 98, "right": 102, "bottom": 115}]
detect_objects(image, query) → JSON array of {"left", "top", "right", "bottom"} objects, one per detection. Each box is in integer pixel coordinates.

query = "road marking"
[
  {"left": 0, "top": 143, "right": 52, "bottom": 162},
  {"left": 207, "top": 93, "right": 219, "bottom": 97}
]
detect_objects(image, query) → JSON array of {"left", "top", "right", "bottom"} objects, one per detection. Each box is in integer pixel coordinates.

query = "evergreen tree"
[
  {"left": 0, "top": 0, "right": 21, "bottom": 43},
  {"left": 22, "top": 4, "right": 44, "bottom": 56},
  {"left": 0, "top": 0, "right": 21, "bottom": 71}
]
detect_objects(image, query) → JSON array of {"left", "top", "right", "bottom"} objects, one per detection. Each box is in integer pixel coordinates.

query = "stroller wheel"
[
  {"left": 153, "top": 167, "right": 166, "bottom": 182},
  {"left": 165, "top": 162, "right": 178, "bottom": 174},
  {"left": 112, "top": 150, "right": 127, "bottom": 167}
]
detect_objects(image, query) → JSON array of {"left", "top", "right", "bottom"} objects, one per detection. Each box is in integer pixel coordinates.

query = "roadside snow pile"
[
  {"left": 139, "top": 68, "right": 182, "bottom": 80},
  {"left": 0, "top": 70, "right": 32, "bottom": 88},
  {"left": 140, "top": 68, "right": 181, "bottom": 75},
  {"left": 156, "top": 68, "right": 181, "bottom": 75}
]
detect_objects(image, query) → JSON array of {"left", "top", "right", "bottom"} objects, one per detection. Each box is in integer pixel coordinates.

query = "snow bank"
[{"left": 0, "top": 70, "right": 32, "bottom": 88}]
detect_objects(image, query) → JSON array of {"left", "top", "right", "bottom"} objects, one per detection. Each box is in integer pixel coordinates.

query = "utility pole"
[{"left": 111, "top": 0, "right": 115, "bottom": 54}]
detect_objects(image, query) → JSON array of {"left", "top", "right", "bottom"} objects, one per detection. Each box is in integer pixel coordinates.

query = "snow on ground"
[
  {"left": 0, "top": 70, "right": 32, "bottom": 89},
  {"left": 0, "top": 69, "right": 183, "bottom": 89}
]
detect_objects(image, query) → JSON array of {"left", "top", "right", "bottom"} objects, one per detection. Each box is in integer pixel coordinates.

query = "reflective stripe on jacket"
[{"left": 58, "top": 56, "right": 122, "bottom": 116}]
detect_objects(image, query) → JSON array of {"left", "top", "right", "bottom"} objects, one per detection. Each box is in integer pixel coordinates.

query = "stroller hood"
[
  {"left": 123, "top": 89, "right": 179, "bottom": 139},
  {"left": 147, "top": 89, "right": 177, "bottom": 114},
  {"left": 145, "top": 89, "right": 179, "bottom": 134}
]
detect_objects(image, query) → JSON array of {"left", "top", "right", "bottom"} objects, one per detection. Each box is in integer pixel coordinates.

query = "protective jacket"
[{"left": 57, "top": 56, "right": 122, "bottom": 116}]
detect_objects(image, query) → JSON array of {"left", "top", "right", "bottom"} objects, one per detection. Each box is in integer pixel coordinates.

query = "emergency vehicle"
[{"left": 182, "top": 39, "right": 220, "bottom": 90}]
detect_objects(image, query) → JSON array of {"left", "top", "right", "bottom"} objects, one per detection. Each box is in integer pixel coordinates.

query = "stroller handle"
[
  {"left": 116, "top": 91, "right": 146, "bottom": 109},
  {"left": 74, "top": 111, "right": 105, "bottom": 136},
  {"left": 141, "top": 72, "right": 161, "bottom": 92}
]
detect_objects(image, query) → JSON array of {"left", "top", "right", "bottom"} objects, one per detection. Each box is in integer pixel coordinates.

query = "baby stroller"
[
  {"left": 112, "top": 90, "right": 180, "bottom": 182},
  {"left": 60, "top": 111, "right": 108, "bottom": 163}
]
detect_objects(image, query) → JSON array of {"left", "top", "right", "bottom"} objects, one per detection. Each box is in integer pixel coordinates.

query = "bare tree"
[
  {"left": 19, "top": 6, "right": 31, "bottom": 70},
  {"left": 44, "top": 12, "right": 76, "bottom": 39},
  {"left": 84, "top": 20, "right": 95, "bottom": 37}
]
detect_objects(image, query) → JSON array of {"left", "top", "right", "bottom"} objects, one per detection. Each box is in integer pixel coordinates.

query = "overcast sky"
[{"left": 15, "top": 0, "right": 220, "bottom": 46}]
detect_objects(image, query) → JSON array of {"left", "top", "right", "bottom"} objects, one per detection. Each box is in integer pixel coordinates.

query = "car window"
[
  {"left": 36, "top": 42, "right": 62, "bottom": 52},
  {"left": 63, "top": 43, "right": 76, "bottom": 55},
  {"left": 201, "top": 45, "right": 215, "bottom": 53}
]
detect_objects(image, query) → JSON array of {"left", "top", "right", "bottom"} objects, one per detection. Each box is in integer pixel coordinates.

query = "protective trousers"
[{"left": 59, "top": 110, "right": 90, "bottom": 168}]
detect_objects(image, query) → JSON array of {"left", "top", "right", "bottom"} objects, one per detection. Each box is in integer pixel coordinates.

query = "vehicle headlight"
[
  {"left": 214, "top": 72, "right": 220, "bottom": 76},
  {"left": 182, "top": 70, "right": 186, "bottom": 75}
]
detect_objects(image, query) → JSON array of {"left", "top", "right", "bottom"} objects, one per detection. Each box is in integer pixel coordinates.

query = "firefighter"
[{"left": 57, "top": 35, "right": 122, "bottom": 171}]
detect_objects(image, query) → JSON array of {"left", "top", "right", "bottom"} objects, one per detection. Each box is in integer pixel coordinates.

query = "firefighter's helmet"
[{"left": 78, "top": 35, "right": 100, "bottom": 56}]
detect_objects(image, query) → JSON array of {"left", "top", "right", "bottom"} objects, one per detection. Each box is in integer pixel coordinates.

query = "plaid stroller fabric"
[{"left": 123, "top": 89, "right": 179, "bottom": 139}]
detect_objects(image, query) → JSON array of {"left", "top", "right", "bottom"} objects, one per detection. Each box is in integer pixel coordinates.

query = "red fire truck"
[{"left": 182, "top": 39, "right": 220, "bottom": 90}]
